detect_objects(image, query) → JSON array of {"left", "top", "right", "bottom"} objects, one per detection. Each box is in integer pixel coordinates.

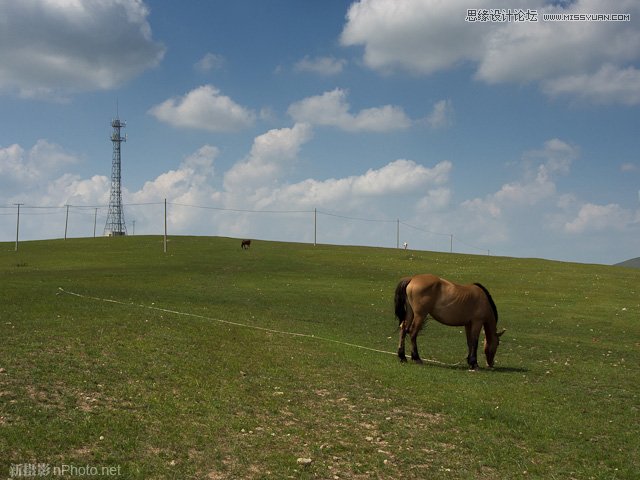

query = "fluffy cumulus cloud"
[
  {"left": 438, "top": 138, "right": 580, "bottom": 249},
  {"left": 287, "top": 88, "right": 412, "bottom": 132},
  {"left": 0, "top": 140, "right": 109, "bottom": 239},
  {"left": 46, "top": 174, "right": 110, "bottom": 207},
  {"left": 149, "top": 85, "right": 256, "bottom": 132},
  {"left": 341, "top": 0, "right": 488, "bottom": 74},
  {"left": 446, "top": 138, "right": 640, "bottom": 258},
  {"left": 462, "top": 139, "right": 579, "bottom": 218},
  {"left": 133, "top": 145, "right": 219, "bottom": 204},
  {"left": 223, "top": 123, "right": 313, "bottom": 195},
  {"left": 341, "top": 0, "right": 640, "bottom": 104},
  {"left": 564, "top": 203, "right": 638, "bottom": 234},
  {"left": 0, "top": 140, "right": 79, "bottom": 193},
  {"left": 0, "top": 0, "right": 164, "bottom": 100},
  {"left": 254, "top": 159, "right": 451, "bottom": 211},
  {"left": 128, "top": 145, "right": 222, "bottom": 233}
]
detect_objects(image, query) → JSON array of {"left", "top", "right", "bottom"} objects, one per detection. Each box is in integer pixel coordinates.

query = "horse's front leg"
[
  {"left": 398, "top": 321, "right": 408, "bottom": 362},
  {"left": 465, "top": 323, "right": 482, "bottom": 370}
]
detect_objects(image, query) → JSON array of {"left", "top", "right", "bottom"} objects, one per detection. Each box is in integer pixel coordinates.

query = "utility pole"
[
  {"left": 163, "top": 198, "right": 167, "bottom": 253},
  {"left": 14, "top": 203, "right": 23, "bottom": 252},
  {"left": 64, "top": 205, "right": 70, "bottom": 240}
]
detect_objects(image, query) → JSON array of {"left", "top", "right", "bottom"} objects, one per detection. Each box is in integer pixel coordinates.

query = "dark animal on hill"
[
  {"left": 394, "top": 274, "right": 505, "bottom": 369},
  {"left": 241, "top": 239, "right": 251, "bottom": 249}
]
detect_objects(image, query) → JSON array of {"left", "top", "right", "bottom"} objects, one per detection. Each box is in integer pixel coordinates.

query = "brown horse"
[
  {"left": 241, "top": 239, "right": 251, "bottom": 249},
  {"left": 395, "top": 274, "right": 505, "bottom": 369}
]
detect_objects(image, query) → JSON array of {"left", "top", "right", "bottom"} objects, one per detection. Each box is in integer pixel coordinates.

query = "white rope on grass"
[{"left": 57, "top": 287, "right": 460, "bottom": 366}]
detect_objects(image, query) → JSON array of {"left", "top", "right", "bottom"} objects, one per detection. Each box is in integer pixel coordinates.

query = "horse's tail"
[
  {"left": 394, "top": 278, "right": 411, "bottom": 325},
  {"left": 474, "top": 283, "right": 498, "bottom": 323}
]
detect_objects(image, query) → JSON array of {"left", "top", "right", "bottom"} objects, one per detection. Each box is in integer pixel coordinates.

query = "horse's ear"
[{"left": 497, "top": 329, "right": 506, "bottom": 337}]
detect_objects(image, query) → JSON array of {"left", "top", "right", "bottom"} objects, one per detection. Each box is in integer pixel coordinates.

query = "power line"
[
  {"left": 317, "top": 210, "right": 397, "bottom": 223},
  {"left": 1, "top": 200, "right": 493, "bottom": 255},
  {"left": 169, "top": 201, "right": 312, "bottom": 214}
]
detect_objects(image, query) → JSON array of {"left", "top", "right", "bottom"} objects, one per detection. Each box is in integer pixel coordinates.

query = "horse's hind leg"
[
  {"left": 398, "top": 321, "right": 408, "bottom": 363},
  {"left": 409, "top": 315, "right": 425, "bottom": 364}
]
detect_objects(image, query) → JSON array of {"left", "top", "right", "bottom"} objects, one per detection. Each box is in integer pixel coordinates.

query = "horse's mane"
[{"left": 474, "top": 283, "right": 498, "bottom": 323}]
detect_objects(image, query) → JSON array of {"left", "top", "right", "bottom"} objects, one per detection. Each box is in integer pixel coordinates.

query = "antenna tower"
[{"left": 104, "top": 114, "right": 127, "bottom": 236}]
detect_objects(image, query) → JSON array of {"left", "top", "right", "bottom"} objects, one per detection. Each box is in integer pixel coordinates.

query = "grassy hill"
[
  {"left": 1, "top": 236, "right": 638, "bottom": 479},
  {"left": 615, "top": 256, "right": 640, "bottom": 269}
]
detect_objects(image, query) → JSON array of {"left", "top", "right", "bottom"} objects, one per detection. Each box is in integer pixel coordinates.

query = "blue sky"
[{"left": 1, "top": 0, "right": 639, "bottom": 264}]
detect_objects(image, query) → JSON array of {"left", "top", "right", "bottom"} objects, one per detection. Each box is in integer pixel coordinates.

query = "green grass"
[{"left": 1, "top": 236, "right": 638, "bottom": 479}]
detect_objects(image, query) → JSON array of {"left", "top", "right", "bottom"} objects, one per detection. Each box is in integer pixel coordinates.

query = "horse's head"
[{"left": 484, "top": 328, "right": 506, "bottom": 368}]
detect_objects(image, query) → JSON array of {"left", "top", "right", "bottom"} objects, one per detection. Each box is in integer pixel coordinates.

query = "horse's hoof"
[
  {"left": 398, "top": 355, "right": 408, "bottom": 363},
  {"left": 412, "top": 357, "right": 424, "bottom": 365}
]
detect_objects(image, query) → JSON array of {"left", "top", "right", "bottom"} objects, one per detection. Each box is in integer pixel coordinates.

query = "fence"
[{"left": 1, "top": 201, "right": 491, "bottom": 255}]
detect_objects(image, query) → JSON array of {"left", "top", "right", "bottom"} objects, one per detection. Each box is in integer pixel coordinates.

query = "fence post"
[
  {"left": 314, "top": 208, "right": 317, "bottom": 246},
  {"left": 396, "top": 219, "right": 400, "bottom": 249}
]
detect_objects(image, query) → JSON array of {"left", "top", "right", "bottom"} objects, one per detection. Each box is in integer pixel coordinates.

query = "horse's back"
[
  {"left": 406, "top": 274, "right": 492, "bottom": 326},
  {"left": 407, "top": 274, "right": 442, "bottom": 290}
]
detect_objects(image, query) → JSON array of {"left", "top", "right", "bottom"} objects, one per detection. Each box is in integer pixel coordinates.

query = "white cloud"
[
  {"left": 287, "top": 88, "right": 412, "bottom": 132},
  {"left": 463, "top": 139, "right": 578, "bottom": 218},
  {"left": 195, "top": 53, "right": 226, "bottom": 73},
  {"left": 341, "top": 0, "right": 488, "bottom": 74},
  {"left": 425, "top": 99, "right": 454, "bottom": 129},
  {"left": 294, "top": 56, "right": 347, "bottom": 75},
  {"left": 246, "top": 159, "right": 451, "bottom": 219},
  {"left": 223, "top": 123, "right": 313, "bottom": 194},
  {"left": 0, "top": 140, "right": 79, "bottom": 188},
  {"left": 133, "top": 145, "right": 219, "bottom": 204},
  {"left": 0, "top": 0, "right": 164, "bottom": 99},
  {"left": 475, "top": 2, "right": 640, "bottom": 87},
  {"left": 128, "top": 145, "right": 222, "bottom": 233},
  {"left": 542, "top": 64, "right": 640, "bottom": 106},
  {"left": 353, "top": 159, "right": 450, "bottom": 195},
  {"left": 341, "top": 0, "right": 640, "bottom": 104},
  {"left": 564, "top": 203, "right": 638, "bottom": 233},
  {"left": 47, "top": 174, "right": 110, "bottom": 206},
  {"left": 523, "top": 138, "right": 578, "bottom": 176},
  {"left": 148, "top": 85, "right": 256, "bottom": 132}
]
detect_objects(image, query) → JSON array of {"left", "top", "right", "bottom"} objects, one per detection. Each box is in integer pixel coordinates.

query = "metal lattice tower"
[{"left": 104, "top": 116, "right": 127, "bottom": 236}]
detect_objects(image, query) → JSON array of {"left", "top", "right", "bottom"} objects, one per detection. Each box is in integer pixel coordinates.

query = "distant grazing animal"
[
  {"left": 394, "top": 274, "right": 505, "bottom": 369},
  {"left": 241, "top": 239, "right": 251, "bottom": 249}
]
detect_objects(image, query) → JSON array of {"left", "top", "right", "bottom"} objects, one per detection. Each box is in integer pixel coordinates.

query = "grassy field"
[{"left": 1, "top": 236, "right": 638, "bottom": 479}]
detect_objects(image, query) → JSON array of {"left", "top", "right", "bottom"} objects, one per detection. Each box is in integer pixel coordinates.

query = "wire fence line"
[{"left": 1, "top": 201, "right": 491, "bottom": 255}]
